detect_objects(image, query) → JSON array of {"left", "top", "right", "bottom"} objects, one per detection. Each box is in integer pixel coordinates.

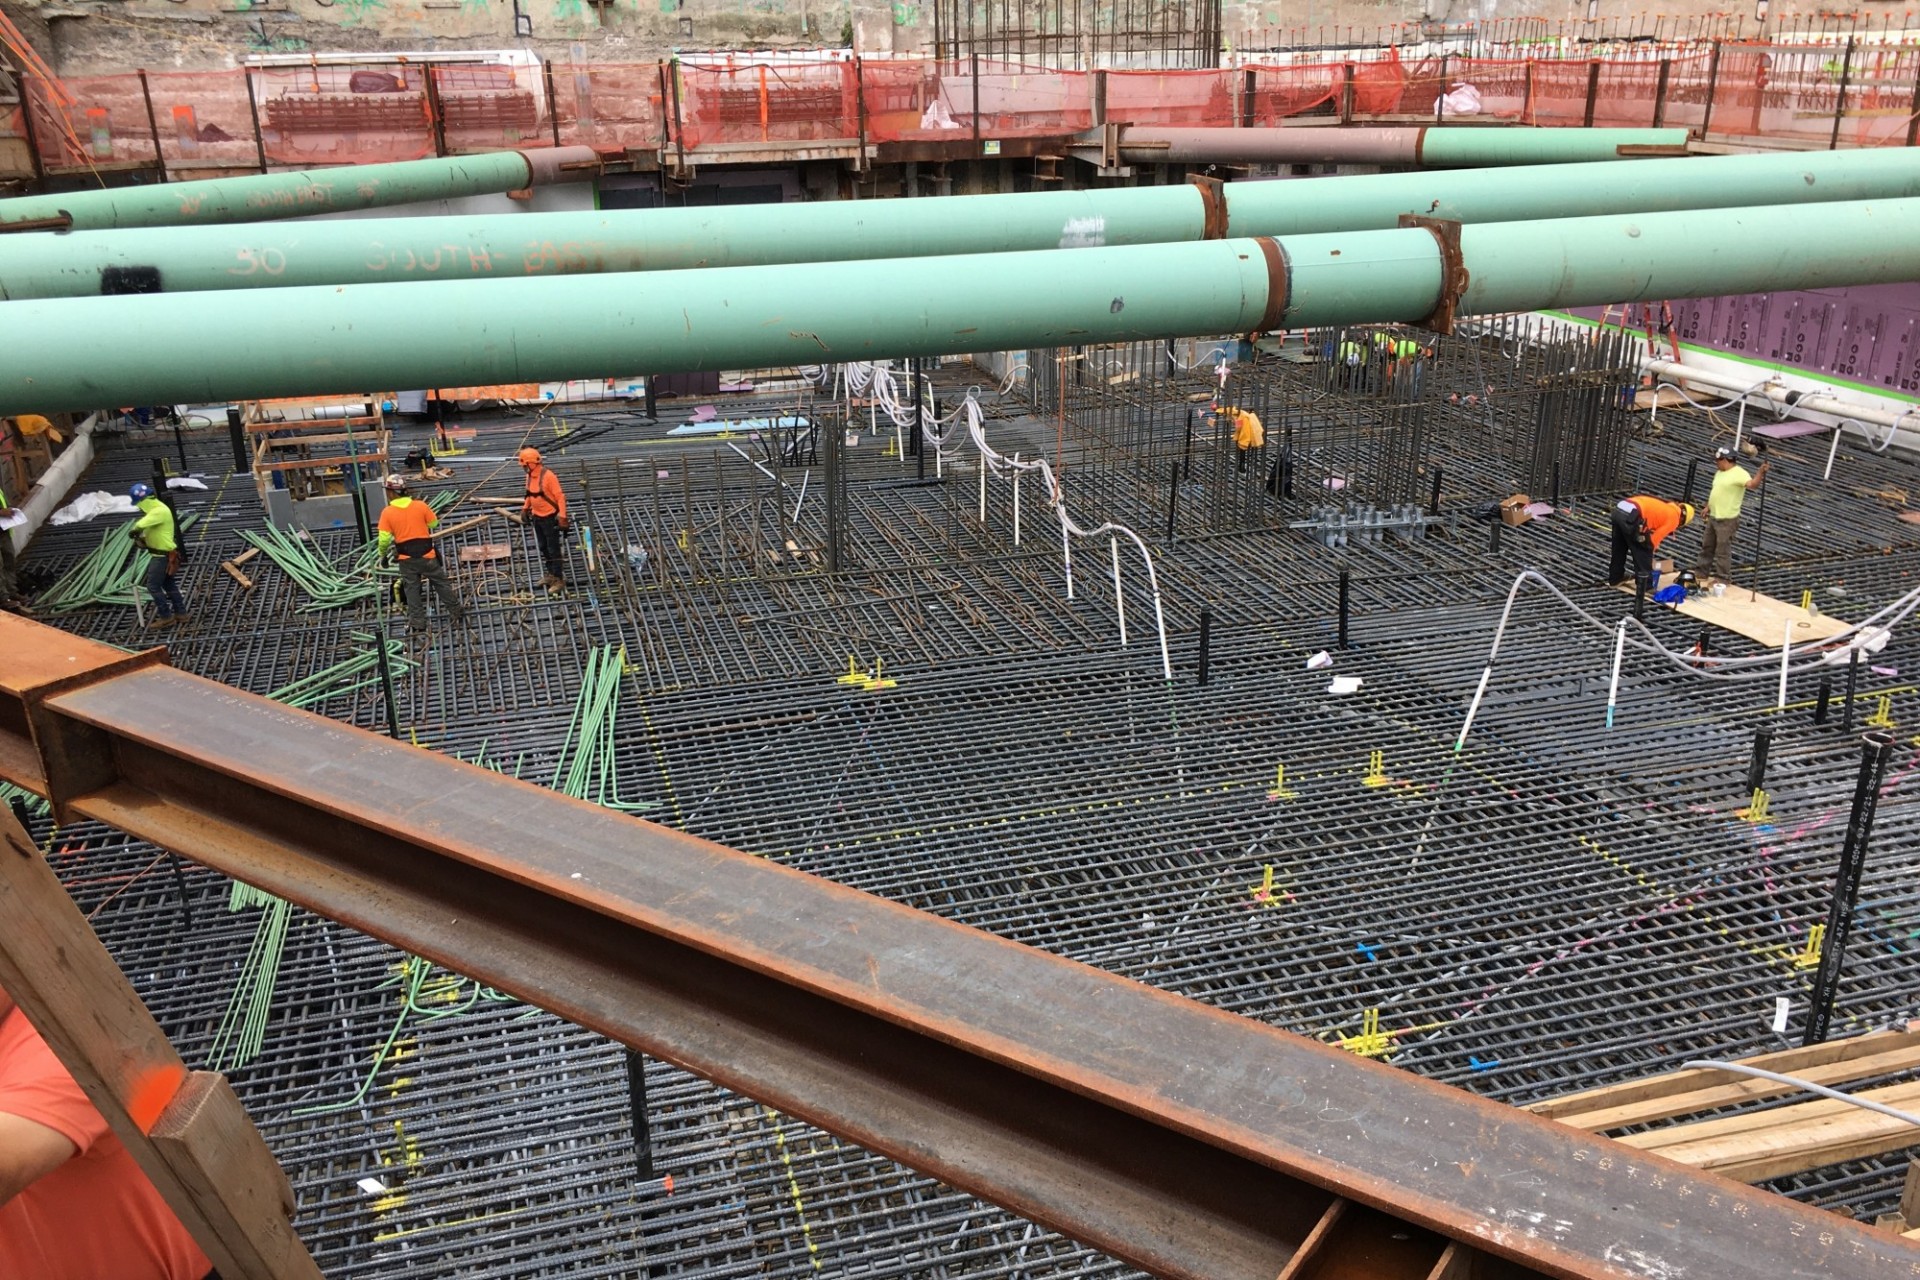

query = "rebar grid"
[{"left": 15, "top": 346, "right": 1920, "bottom": 1276}]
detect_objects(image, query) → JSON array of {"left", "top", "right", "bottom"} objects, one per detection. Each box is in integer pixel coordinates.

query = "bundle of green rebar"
[
  {"left": 35, "top": 514, "right": 199, "bottom": 613},
  {"left": 551, "top": 646, "right": 655, "bottom": 813},
  {"left": 265, "top": 632, "right": 415, "bottom": 710},
  {"left": 239, "top": 491, "right": 459, "bottom": 612},
  {"left": 208, "top": 881, "right": 291, "bottom": 1072}
]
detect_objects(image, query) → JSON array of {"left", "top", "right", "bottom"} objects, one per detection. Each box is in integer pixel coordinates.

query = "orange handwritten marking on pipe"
[{"left": 127, "top": 1063, "right": 187, "bottom": 1134}]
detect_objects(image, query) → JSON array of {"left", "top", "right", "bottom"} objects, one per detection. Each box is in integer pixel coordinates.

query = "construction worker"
[
  {"left": 376, "top": 474, "right": 466, "bottom": 633},
  {"left": 1222, "top": 405, "right": 1264, "bottom": 474},
  {"left": 1374, "top": 330, "right": 1430, "bottom": 393},
  {"left": 1695, "top": 446, "right": 1771, "bottom": 587},
  {"left": 518, "top": 447, "right": 569, "bottom": 591},
  {"left": 127, "top": 483, "right": 186, "bottom": 628},
  {"left": 1608, "top": 494, "right": 1696, "bottom": 597},
  {"left": 1, "top": 983, "right": 212, "bottom": 1280},
  {"left": 1335, "top": 335, "right": 1366, "bottom": 389}
]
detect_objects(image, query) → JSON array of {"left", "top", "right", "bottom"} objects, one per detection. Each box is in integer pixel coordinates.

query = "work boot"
[
  {"left": 146, "top": 615, "right": 177, "bottom": 630},
  {"left": 546, "top": 577, "right": 566, "bottom": 592}
]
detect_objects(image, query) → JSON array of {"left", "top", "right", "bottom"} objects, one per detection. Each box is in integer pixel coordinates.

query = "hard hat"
[
  {"left": 383, "top": 473, "right": 408, "bottom": 491},
  {"left": 1681, "top": 502, "right": 1697, "bottom": 525},
  {"left": 129, "top": 482, "right": 153, "bottom": 501},
  {"left": 1714, "top": 446, "right": 1737, "bottom": 461},
  {"left": 518, "top": 447, "right": 541, "bottom": 467}
]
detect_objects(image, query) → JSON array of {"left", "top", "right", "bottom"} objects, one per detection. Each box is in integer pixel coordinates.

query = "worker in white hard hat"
[{"left": 376, "top": 473, "right": 466, "bottom": 634}]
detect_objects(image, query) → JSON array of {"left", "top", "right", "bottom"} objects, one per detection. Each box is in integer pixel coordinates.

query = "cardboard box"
[{"left": 1497, "top": 494, "right": 1532, "bottom": 527}]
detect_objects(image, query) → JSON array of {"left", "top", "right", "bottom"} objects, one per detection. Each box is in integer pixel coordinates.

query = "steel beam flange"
[
  {"left": 0, "top": 615, "right": 168, "bottom": 821},
  {"left": 1397, "top": 213, "right": 1468, "bottom": 335}
]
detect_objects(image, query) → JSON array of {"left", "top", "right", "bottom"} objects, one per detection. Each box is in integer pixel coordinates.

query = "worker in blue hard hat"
[{"left": 127, "top": 482, "right": 186, "bottom": 628}]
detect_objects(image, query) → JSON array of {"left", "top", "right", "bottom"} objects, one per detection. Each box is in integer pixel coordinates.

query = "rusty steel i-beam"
[{"left": 1, "top": 613, "right": 1915, "bottom": 1280}]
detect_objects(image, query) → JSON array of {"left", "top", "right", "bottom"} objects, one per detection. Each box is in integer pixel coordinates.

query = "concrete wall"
[
  {"left": 1, "top": 0, "right": 914, "bottom": 76},
  {"left": 4, "top": 0, "right": 1800, "bottom": 77}
]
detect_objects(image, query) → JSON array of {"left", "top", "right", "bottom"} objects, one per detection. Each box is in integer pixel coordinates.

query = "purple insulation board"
[{"left": 1564, "top": 283, "right": 1920, "bottom": 397}]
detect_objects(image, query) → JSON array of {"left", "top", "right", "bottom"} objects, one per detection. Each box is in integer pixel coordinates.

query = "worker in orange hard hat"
[
  {"left": 519, "top": 447, "right": 569, "bottom": 591},
  {"left": 1608, "top": 494, "right": 1696, "bottom": 598}
]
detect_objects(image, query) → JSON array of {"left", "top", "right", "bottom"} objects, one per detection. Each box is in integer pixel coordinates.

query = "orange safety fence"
[
  {"left": 432, "top": 62, "right": 554, "bottom": 154},
  {"left": 861, "top": 60, "right": 951, "bottom": 144},
  {"left": 553, "top": 62, "right": 665, "bottom": 152},
  {"left": 961, "top": 59, "right": 1092, "bottom": 138},
  {"left": 253, "top": 61, "right": 435, "bottom": 166},
  {"left": 674, "top": 58, "right": 859, "bottom": 150},
  {"left": 141, "top": 69, "right": 260, "bottom": 173},
  {"left": 1706, "top": 41, "right": 1919, "bottom": 147},
  {"left": 26, "top": 74, "right": 159, "bottom": 172},
  {"left": 12, "top": 44, "right": 1920, "bottom": 178},
  {"left": 1102, "top": 68, "right": 1235, "bottom": 127}
]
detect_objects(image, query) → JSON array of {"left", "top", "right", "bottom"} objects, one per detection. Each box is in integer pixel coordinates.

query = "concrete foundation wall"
[{"left": 2, "top": 0, "right": 1800, "bottom": 77}]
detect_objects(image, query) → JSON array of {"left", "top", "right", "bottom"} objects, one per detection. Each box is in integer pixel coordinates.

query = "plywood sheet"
[{"left": 1618, "top": 574, "right": 1851, "bottom": 646}]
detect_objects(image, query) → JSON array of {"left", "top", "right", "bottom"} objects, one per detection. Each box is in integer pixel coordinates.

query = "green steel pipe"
[
  {"left": 0, "top": 147, "right": 599, "bottom": 233},
  {"left": 1110, "top": 126, "right": 1690, "bottom": 167},
  {"left": 5, "top": 199, "right": 1920, "bottom": 416},
  {"left": 3, "top": 148, "right": 1916, "bottom": 301}
]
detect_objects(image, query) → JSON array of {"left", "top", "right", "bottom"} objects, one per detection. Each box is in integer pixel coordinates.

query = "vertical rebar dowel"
[
  {"left": 151, "top": 458, "right": 172, "bottom": 510},
  {"left": 227, "top": 406, "right": 248, "bottom": 474},
  {"left": 913, "top": 357, "right": 926, "bottom": 482},
  {"left": 1682, "top": 457, "right": 1699, "bottom": 507},
  {"left": 1605, "top": 619, "right": 1627, "bottom": 728},
  {"left": 1843, "top": 650, "right": 1860, "bottom": 730},
  {"left": 1428, "top": 466, "right": 1442, "bottom": 517},
  {"left": 1165, "top": 463, "right": 1179, "bottom": 544},
  {"left": 625, "top": 1049, "right": 655, "bottom": 1180},
  {"left": 1814, "top": 674, "right": 1833, "bottom": 724},
  {"left": 1488, "top": 517, "right": 1502, "bottom": 554},
  {"left": 1109, "top": 537, "right": 1127, "bottom": 646},
  {"left": 1803, "top": 731, "right": 1897, "bottom": 1046},
  {"left": 1745, "top": 726, "right": 1774, "bottom": 796},
  {"left": 1633, "top": 572, "right": 1645, "bottom": 621},
  {"left": 1197, "top": 606, "right": 1212, "bottom": 686},
  {"left": 1778, "top": 619, "right": 1792, "bottom": 710},
  {"left": 1552, "top": 460, "right": 1562, "bottom": 507},
  {"left": 1748, "top": 465, "right": 1768, "bottom": 603},
  {"left": 1336, "top": 570, "right": 1350, "bottom": 649},
  {"left": 1182, "top": 408, "right": 1196, "bottom": 481}
]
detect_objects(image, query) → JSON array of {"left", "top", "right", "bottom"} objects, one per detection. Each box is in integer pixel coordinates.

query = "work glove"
[{"left": 559, "top": 517, "right": 571, "bottom": 534}]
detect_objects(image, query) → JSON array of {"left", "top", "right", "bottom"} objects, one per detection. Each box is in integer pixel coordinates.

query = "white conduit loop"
[
  {"left": 806, "top": 360, "right": 1174, "bottom": 681},
  {"left": 1680, "top": 1061, "right": 1920, "bottom": 1130},
  {"left": 1456, "top": 568, "right": 1920, "bottom": 750}
]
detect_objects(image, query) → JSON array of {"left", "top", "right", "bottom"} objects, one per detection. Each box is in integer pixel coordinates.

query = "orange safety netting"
[
  {"left": 552, "top": 62, "right": 664, "bottom": 152},
  {"left": 674, "top": 59, "right": 858, "bottom": 150},
  {"left": 860, "top": 60, "right": 951, "bottom": 144},
  {"left": 140, "top": 69, "right": 261, "bottom": 173},
  {"left": 1242, "top": 58, "right": 1406, "bottom": 123},
  {"left": 1102, "top": 68, "right": 1234, "bottom": 127},
  {"left": 26, "top": 74, "right": 159, "bottom": 172},
  {"left": 253, "top": 62, "right": 435, "bottom": 166},
  {"left": 963, "top": 59, "right": 1091, "bottom": 138},
  {"left": 432, "top": 62, "right": 553, "bottom": 154},
  {"left": 1706, "top": 41, "right": 1917, "bottom": 147}
]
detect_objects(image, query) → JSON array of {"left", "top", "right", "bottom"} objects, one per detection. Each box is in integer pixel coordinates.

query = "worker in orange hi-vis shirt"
[
  {"left": 377, "top": 473, "right": 467, "bottom": 634},
  {"left": 518, "top": 447, "right": 570, "bottom": 591},
  {"left": 0, "top": 983, "right": 213, "bottom": 1280}
]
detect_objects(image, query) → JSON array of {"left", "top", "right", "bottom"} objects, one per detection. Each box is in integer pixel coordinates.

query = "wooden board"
[
  {"left": 458, "top": 544, "right": 512, "bottom": 564},
  {"left": 1618, "top": 574, "right": 1851, "bottom": 646}
]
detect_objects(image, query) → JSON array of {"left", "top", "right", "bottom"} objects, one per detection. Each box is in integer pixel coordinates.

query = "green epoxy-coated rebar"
[
  {"left": 35, "top": 513, "right": 199, "bottom": 613},
  {"left": 550, "top": 646, "right": 655, "bottom": 813}
]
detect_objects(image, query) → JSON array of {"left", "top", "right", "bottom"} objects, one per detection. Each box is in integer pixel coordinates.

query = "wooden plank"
[
  {"left": 220, "top": 561, "right": 255, "bottom": 591},
  {"left": 255, "top": 452, "right": 390, "bottom": 474},
  {"left": 231, "top": 547, "right": 262, "bottom": 568},
  {"left": 1542, "top": 1041, "right": 1920, "bottom": 1132},
  {"left": 0, "top": 804, "right": 323, "bottom": 1280},
  {"left": 1613, "top": 574, "right": 1851, "bottom": 646},
  {"left": 435, "top": 512, "right": 498, "bottom": 540},
  {"left": 253, "top": 429, "right": 389, "bottom": 449},
  {"left": 1614, "top": 1081, "right": 1920, "bottom": 1152},
  {"left": 1528, "top": 1030, "right": 1920, "bottom": 1120}
]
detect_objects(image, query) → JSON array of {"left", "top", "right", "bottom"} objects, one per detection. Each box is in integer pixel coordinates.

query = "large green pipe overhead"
[
  {"left": 3, "top": 149, "right": 1918, "bottom": 301},
  {"left": 1103, "top": 126, "right": 1690, "bottom": 167},
  {"left": 5, "top": 199, "right": 1920, "bottom": 416},
  {"left": 0, "top": 147, "right": 599, "bottom": 233}
]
